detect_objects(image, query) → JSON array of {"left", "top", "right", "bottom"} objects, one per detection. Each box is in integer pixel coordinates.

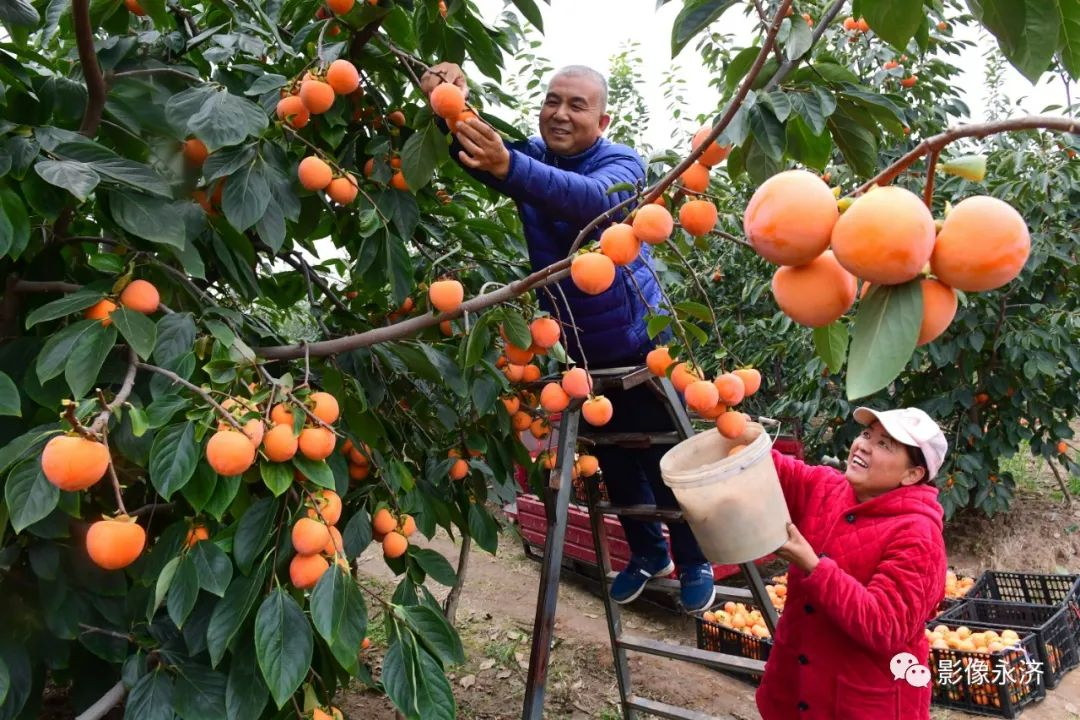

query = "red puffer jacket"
[{"left": 756, "top": 450, "right": 947, "bottom": 720}]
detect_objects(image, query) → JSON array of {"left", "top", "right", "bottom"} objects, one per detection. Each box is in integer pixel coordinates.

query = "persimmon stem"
[
  {"left": 135, "top": 362, "right": 246, "bottom": 431},
  {"left": 549, "top": 281, "right": 590, "bottom": 378},
  {"left": 255, "top": 365, "right": 340, "bottom": 435},
  {"left": 102, "top": 431, "right": 129, "bottom": 516}
]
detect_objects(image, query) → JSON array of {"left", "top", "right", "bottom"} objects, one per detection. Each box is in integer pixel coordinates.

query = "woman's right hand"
[{"left": 420, "top": 62, "right": 468, "bottom": 98}]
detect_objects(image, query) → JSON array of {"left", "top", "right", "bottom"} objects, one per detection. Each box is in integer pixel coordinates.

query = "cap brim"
[{"left": 852, "top": 407, "right": 918, "bottom": 448}]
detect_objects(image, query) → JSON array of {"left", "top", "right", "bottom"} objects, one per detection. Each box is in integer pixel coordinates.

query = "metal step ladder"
[{"left": 521, "top": 366, "right": 780, "bottom": 720}]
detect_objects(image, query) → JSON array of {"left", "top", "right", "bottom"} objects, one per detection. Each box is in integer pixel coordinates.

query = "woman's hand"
[{"left": 776, "top": 522, "right": 820, "bottom": 574}]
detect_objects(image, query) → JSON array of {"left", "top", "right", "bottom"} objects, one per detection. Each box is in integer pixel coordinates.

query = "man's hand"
[
  {"left": 776, "top": 522, "right": 820, "bottom": 574},
  {"left": 420, "top": 62, "right": 467, "bottom": 98},
  {"left": 455, "top": 117, "right": 511, "bottom": 179}
]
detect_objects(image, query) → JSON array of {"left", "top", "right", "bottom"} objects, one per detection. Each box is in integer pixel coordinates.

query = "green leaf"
[
  {"left": 167, "top": 556, "right": 200, "bottom": 628},
  {"left": 225, "top": 636, "right": 269, "bottom": 720},
  {"left": 413, "top": 642, "right": 456, "bottom": 720},
  {"left": 799, "top": 87, "right": 837, "bottom": 136},
  {"left": 0, "top": 425, "right": 60, "bottom": 477},
  {"left": 222, "top": 156, "right": 270, "bottom": 232},
  {"left": 55, "top": 142, "right": 173, "bottom": 198},
  {"left": 510, "top": 0, "right": 544, "bottom": 31},
  {"left": 673, "top": 301, "right": 712, "bottom": 324},
  {"left": 467, "top": 503, "right": 498, "bottom": 554},
  {"left": 188, "top": 91, "right": 269, "bottom": 152},
  {"left": 25, "top": 291, "right": 102, "bottom": 329},
  {"left": 463, "top": 315, "right": 491, "bottom": 368},
  {"left": 341, "top": 509, "right": 372, "bottom": 558},
  {"left": 412, "top": 548, "right": 457, "bottom": 587},
  {"left": 191, "top": 541, "right": 232, "bottom": 597},
  {"left": 65, "top": 322, "right": 116, "bottom": 399},
  {"left": 151, "top": 557, "right": 180, "bottom": 621},
  {"left": 0, "top": 0, "right": 39, "bottom": 26},
  {"left": 205, "top": 475, "right": 241, "bottom": 521},
  {"left": 311, "top": 566, "right": 367, "bottom": 670},
  {"left": 259, "top": 461, "right": 293, "bottom": 496},
  {"left": 206, "top": 562, "right": 269, "bottom": 667},
  {"left": 5, "top": 460, "right": 58, "bottom": 533},
  {"left": 124, "top": 670, "right": 174, "bottom": 720},
  {"left": 812, "top": 321, "right": 849, "bottom": 375},
  {"left": 174, "top": 664, "right": 227, "bottom": 720},
  {"left": 109, "top": 307, "right": 157, "bottom": 360},
  {"left": 146, "top": 395, "right": 190, "bottom": 428},
  {"left": 500, "top": 310, "right": 532, "bottom": 349},
  {"left": 1059, "top": 0, "right": 1080, "bottom": 79},
  {"left": 386, "top": 234, "right": 414, "bottom": 307},
  {"left": 34, "top": 160, "right": 99, "bottom": 201},
  {"left": 109, "top": 192, "right": 188, "bottom": 249},
  {"left": 255, "top": 588, "right": 313, "bottom": 709},
  {"left": 748, "top": 106, "right": 785, "bottom": 162},
  {"left": 671, "top": 0, "right": 738, "bottom": 57},
  {"left": 968, "top": 0, "right": 1059, "bottom": 83},
  {"left": 292, "top": 455, "right": 334, "bottom": 490},
  {"left": 234, "top": 497, "right": 277, "bottom": 575},
  {"left": 0, "top": 371, "right": 20, "bottom": 417},
  {"left": 154, "top": 313, "right": 197, "bottom": 366},
  {"left": 381, "top": 639, "right": 417, "bottom": 717},
  {"left": 646, "top": 314, "right": 672, "bottom": 339},
  {"left": 785, "top": 15, "right": 813, "bottom": 61},
  {"left": 855, "top": 0, "right": 924, "bottom": 50},
  {"left": 725, "top": 46, "right": 761, "bottom": 93},
  {"left": 401, "top": 121, "right": 446, "bottom": 192},
  {"left": 0, "top": 189, "right": 30, "bottom": 259},
  {"left": 400, "top": 605, "right": 464, "bottom": 666},
  {"left": 846, "top": 281, "right": 922, "bottom": 400},
  {"left": 786, "top": 115, "right": 832, "bottom": 171},
  {"left": 828, "top": 107, "right": 877, "bottom": 178},
  {"left": 149, "top": 422, "right": 199, "bottom": 499}
]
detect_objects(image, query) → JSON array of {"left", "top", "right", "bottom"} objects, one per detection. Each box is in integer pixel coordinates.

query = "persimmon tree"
[{"left": 0, "top": 0, "right": 1077, "bottom": 719}]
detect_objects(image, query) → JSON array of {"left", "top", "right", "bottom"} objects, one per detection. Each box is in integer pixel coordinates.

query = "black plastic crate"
[
  {"left": 694, "top": 604, "right": 774, "bottom": 675},
  {"left": 939, "top": 599, "right": 1080, "bottom": 689},
  {"left": 966, "top": 571, "right": 1080, "bottom": 608},
  {"left": 926, "top": 621, "right": 1046, "bottom": 718}
]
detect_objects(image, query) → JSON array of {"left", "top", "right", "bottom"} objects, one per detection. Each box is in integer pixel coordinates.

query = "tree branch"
[
  {"left": 442, "top": 534, "right": 471, "bottom": 627},
  {"left": 762, "top": 0, "right": 846, "bottom": 92},
  {"left": 89, "top": 347, "right": 139, "bottom": 435},
  {"left": 280, "top": 251, "right": 353, "bottom": 316},
  {"left": 257, "top": 263, "right": 571, "bottom": 359},
  {"left": 853, "top": 116, "right": 1080, "bottom": 195},
  {"left": 73, "top": 0, "right": 107, "bottom": 137},
  {"left": 12, "top": 279, "right": 83, "bottom": 293},
  {"left": 73, "top": 681, "right": 126, "bottom": 720},
  {"left": 136, "top": 362, "right": 245, "bottom": 431}
]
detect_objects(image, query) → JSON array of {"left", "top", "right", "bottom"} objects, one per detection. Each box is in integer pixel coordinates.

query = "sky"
[{"left": 470, "top": 0, "right": 1070, "bottom": 150}]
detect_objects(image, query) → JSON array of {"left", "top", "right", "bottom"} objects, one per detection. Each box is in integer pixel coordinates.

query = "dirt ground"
[{"left": 343, "top": 477, "right": 1080, "bottom": 720}]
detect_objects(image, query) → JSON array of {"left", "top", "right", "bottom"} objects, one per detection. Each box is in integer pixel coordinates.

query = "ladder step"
[
  {"left": 616, "top": 634, "right": 766, "bottom": 676},
  {"left": 603, "top": 572, "right": 754, "bottom": 604},
  {"left": 593, "top": 502, "right": 684, "bottom": 522},
  {"left": 582, "top": 431, "right": 683, "bottom": 447},
  {"left": 625, "top": 695, "right": 723, "bottom": 720}
]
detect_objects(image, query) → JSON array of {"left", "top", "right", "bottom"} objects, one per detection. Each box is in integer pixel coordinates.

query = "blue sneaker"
[
  {"left": 679, "top": 563, "right": 717, "bottom": 612},
  {"left": 610, "top": 554, "right": 676, "bottom": 605}
]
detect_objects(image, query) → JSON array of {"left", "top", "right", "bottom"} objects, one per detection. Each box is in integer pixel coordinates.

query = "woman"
[{"left": 757, "top": 406, "right": 948, "bottom": 719}]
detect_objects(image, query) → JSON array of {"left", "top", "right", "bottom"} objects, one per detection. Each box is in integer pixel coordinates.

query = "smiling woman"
[{"left": 760, "top": 406, "right": 950, "bottom": 720}]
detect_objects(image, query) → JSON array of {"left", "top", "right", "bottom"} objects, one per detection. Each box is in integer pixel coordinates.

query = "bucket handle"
[{"left": 757, "top": 416, "right": 783, "bottom": 446}]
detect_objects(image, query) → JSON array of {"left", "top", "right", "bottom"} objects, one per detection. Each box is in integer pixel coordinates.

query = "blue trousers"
[{"left": 590, "top": 379, "right": 708, "bottom": 568}]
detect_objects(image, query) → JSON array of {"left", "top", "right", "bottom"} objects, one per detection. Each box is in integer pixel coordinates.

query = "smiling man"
[
  {"left": 418, "top": 63, "right": 718, "bottom": 613},
  {"left": 758, "top": 407, "right": 949, "bottom": 720}
]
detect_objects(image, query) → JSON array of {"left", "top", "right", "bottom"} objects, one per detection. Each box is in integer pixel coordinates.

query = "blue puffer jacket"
[{"left": 450, "top": 133, "right": 665, "bottom": 366}]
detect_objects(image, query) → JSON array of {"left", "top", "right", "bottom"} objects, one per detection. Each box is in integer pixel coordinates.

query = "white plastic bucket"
[{"left": 659, "top": 422, "right": 791, "bottom": 565}]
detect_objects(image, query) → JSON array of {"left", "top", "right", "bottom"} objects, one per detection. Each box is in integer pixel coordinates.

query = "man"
[
  {"left": 419, "top": 63, "right": 715, "bottom": 611},
  {"left": 764, "top": 407, "right": 948, "bottom": 719}
]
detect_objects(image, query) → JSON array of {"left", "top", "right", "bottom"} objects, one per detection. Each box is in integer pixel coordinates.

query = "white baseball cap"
[{"left": 853, "top": 407, "right": 948, "bottom": 481}]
